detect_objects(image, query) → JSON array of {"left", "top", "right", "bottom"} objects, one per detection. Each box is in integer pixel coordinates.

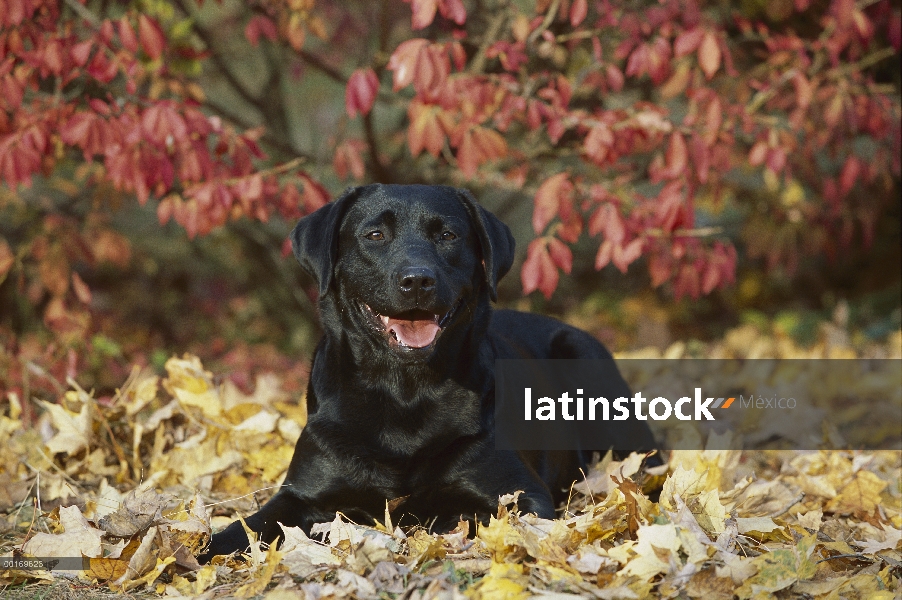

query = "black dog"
[{"left": 201, "top": 184, "right": 658, "bottom": 559}]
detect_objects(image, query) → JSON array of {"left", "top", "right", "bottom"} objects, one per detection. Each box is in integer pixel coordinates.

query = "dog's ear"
[
  {"left": 291, "top": 186, "right": 362, "bottom": 298},
  {"left": 457, "top": 188, "right": 515, "bottom": 302}
]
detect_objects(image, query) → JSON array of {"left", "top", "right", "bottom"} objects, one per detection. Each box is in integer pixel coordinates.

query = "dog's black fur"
[{"left": 200, "top": 184, "right": 658, "bottom": 560}]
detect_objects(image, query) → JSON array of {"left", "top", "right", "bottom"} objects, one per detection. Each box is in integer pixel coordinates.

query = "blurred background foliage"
[{"left": 0, "top": 0, "right": 899, "bottom": 415}]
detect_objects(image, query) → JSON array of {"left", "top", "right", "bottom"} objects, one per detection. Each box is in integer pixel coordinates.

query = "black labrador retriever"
[{"left": 201, "top": 184, "right": 658, "bottom": 560}]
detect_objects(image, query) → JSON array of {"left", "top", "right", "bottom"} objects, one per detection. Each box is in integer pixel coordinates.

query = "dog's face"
[
  {"left": 335, "top": 188, "right": 476, "bottom": 357},
  {"left": 291, "top": 184, "right": 515, "bottom": 361}
]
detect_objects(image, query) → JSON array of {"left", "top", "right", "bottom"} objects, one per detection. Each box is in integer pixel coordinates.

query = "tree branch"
[
  {"left": 63, "top": 0, "right": 100, "bottom": 27},
  {"left": 172, "top": 0, "right": 264, "bottom": 111},
  {"left": 202, "top": 98, "right": 314, "bottom": 162},
  {"left": 470, "top": 11, "right": 508, "bottom": 75},
  {"left": 527, "top": 0, "right": 561, "bottom": 46},
  {"left": 298, "top": 49, "right": 347, "bottom": 84},
  {"left": 363, "top": 111, "right": 391, "bottom": 183}
]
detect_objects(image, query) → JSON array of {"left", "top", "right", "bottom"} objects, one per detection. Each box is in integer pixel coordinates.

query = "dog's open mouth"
[{"left": 362, "top": 303, "right": 458, "bottom": 349}]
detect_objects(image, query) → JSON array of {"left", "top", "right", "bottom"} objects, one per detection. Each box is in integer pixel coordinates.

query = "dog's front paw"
[{"left": 197, "top": 519, "right": 252, "bottom": 563}]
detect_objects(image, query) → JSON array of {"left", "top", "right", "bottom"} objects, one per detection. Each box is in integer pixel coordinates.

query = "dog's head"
[{"left": 291, "top": 184, "right": 514, "bottom": 360}]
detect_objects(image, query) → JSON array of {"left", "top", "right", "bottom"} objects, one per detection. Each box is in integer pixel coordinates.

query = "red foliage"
[
  {"left": 0, "top": 0, "right": 899, "bottom": 332},
  {"left": 345, "top": 68, "right": 379, "bottom": 118}
]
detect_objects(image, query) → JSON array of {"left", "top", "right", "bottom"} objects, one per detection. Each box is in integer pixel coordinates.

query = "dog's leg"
[{"left": 198, "top": 490, "right": 312, "bottom": 562}]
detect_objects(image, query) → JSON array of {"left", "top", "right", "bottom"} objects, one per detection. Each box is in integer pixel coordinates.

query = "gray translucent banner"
[
  {"left": 495, "top": 359, "right": 902, "bottom": 451},
  {"left": 0, "top": 556, "right": 91, "bottom": 570}
]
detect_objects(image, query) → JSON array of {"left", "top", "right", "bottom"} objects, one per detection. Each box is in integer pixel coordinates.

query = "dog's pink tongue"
[{"left": 387, "top": 318, "right": 439, "bottom": 348}]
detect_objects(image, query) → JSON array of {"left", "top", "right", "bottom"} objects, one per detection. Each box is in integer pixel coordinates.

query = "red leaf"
[
  {"left": 300, "top": 174, "right": 330, "bottom": 212},
  {"left": 285, "top": 14, "right": 306, "bottom": 50},
  {"left": 649, "top": 252, "right": 671, "bottom": 287},
  {"left": 457, "top": 130, "right": 478, "bottom": 178},
  {"left": 533, "top": 173, "right": 572, "bottom": 234},
  {"left": 655, "top": 181, "right": 683, "bottom": 232},
  {"left": 674, "top": 27, "right": 704, "bottom": 57},
  {"left": 473, "top": 127, "right": 506, "bottom": 161},
  {"left": 674, "top": 263, "right": 701, "bottom": 299},
  {"left": 138, "top": 15, "right": 166, "bottom": 60},
  {"left": 589, "top": 203, "right": 626, "bottom": 245},
  {"left": 87, "top": 50, "right": 117, "bottom": 83},
  {"left": 39, "top": 39, "right": 63, "bottom": 76},
  {"left": 626, "top": 44, "right": 648, "bottom": 79},
  {"left": 438, "top": 0, "right": 467, "bottom": 25},
  {"left": 238, "top": 173, "right": 263, "bottom": 203},
  {"left": 584, "top": 123, "right": 615, "bottom": 165},
  {"left": 691, "top": 136, "right": 711, "bottom": 184},
  {"left": 765, "top": 147, "right": 787, "bottom": 174},
  {"left": 414, "top": 44, "right": 450, "bottom": 95},
  {"left": 703, "top": 97, "right": 723, "bottom": 145},
  {"left": 547, "top": 238, "right": 573, "bottom": 273},
  {"left": 456, "top": 127, "right": 506, "bottom": 178},
  {"left": 333, "top": 139, "right": 367, "bottom": 180},
  {"left": 698, "top": 31, "right": 720, "bottom": 79},
  {"left": 613, "top": 237, "right": 643, "bottom": 273},
  {"left": 141, "top": 103, "right": 189, "bottom": 146},
  {"left": 407, "top": 101, "right": 446, "bottom": 157},
  {"left": 646, "top": 37, "right": 672, "bottom": 84},
  {"left": 388, "top": 39, "right": 429, "bottom": 91},
  {"left": 570, "top": 0, "right": 588, "bottom": 27},
  {"left": 118, "top": 17, "right": 138, "bottom": 53},
  {"left": 156, "top": 194, "right": 173, "bottom": 225},
  {"left": 748, "top": 141, "right": 768, "bottom": 166},
  {"left": 606, "top": 64, "right": 624, "bottom": 92},
  {"left": 792, "top": 72, "right": 812, "bottom": 110},
  {"left": 547, "top": 118, "right": 566, "bottom": 144},
  {"left": 61, "top": 111, "right": 110, "bottom": 159},
  {"left": 182, "top": 198, "right": 200, "bottom": 239},
  {"left": 245, "top": 15, "right": 279, "bottom": 46},
  {"left": 70, "top": 40, "right": 93, "bottom": 67},
  {"left": 595, "top": 239, "right": 613, "bottom": 270},
  {"left": 701, "top": 258, "right": 720, "bottom": 295},
  {"left": 537, "top": 244, "right": 559, "bottom": 299},
  {"left": 409, "top": 0, "right": 438, "bottom": 29},
  {"left": 449, "top": 41, "right": 467, "bottom": 71},
  {"left": 346, "top": 68, "right": 379, "bottom": 118},
  {"left": 71, "top": 272, "right": 92, "bottom": 305},
  {"left": 839, "top": 156, "right": 861, "bottom": 195},
  {"left": 832, "top": 0, "right": 855, "bottom": 30},
  {"left": 662, "top": 132, "right": 688, "bottom": 179},
  {"left": 521, "top": 239, "right": 544, "bottom": 295}
]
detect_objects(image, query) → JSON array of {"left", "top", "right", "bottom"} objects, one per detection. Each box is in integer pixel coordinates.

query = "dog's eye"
[
  {"left": 365, "top": 231, "right": 385, "bottom": 241},
  {"left": 440, "top": 231, "right": 457, "bottom": 241}
]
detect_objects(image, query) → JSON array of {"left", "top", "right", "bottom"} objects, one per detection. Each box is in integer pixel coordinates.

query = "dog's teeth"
[{"left": 381, "top": 315, "right": 390, "bottom": 326}]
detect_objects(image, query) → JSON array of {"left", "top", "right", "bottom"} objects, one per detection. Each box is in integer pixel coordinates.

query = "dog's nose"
[{"left": 398, "top": 267, "right": 436, "bottom": 296}]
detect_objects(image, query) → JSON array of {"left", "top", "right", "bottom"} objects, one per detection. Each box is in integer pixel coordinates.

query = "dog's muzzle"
[{"left": 361, "top": 302, "right": 460, "bottom": 349}]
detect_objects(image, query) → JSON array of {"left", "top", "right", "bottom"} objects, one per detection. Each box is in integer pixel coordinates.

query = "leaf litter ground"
[{"left": 1, "top": 328, "right": 900, "bottom": 599}]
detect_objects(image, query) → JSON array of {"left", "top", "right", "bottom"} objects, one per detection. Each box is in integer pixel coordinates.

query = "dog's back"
[{"left": 487, "top": 309, "right": 660, "bottom": 502}]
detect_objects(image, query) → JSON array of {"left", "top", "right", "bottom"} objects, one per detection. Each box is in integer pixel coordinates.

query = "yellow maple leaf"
[
  {"left": 619, "top": 522, "right": 681, "bottom": 580},
  {"left": 467, "top": 561, "right": 529, "bottom": 600},
  {"left": 234, "top": 542, "right": 283, "bottom": 598},
  {"left": 661, "top": 465, "right": 708, "bottom": 511},
  {"left": 38, "top": 398, "right": 91, "bottom": 455},
  {"left": 477, "top": 514, "right": 525, "bottom": 561},
  {"left": 825, "top": 470, "right": 887, "bottom": 516},
  {"left": 735, "top": 533, "right": 818, "bottom": 599},
  {"left": 164, "top": 355, "right": 222, "bottom": 418}
]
